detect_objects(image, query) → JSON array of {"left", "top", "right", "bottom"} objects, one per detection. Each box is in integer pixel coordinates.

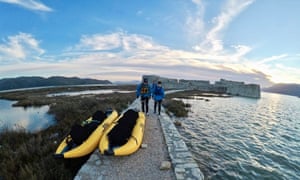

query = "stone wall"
[
  {"left": 142, "top": 75, "right": 261, "bottom": 98},
  {"left": 215, "top": 79, "right": 261, "bottom": 98}
]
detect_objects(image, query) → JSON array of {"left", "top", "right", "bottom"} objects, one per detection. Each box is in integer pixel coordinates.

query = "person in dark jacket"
[
  {"left": 136, "top": 78, "right": 151, "bottom": 115},
  {"left": 152, "top": 81, "right": 165, "bottom": 115}
]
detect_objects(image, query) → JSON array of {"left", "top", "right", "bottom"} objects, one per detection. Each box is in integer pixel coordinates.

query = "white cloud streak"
[
  {"left": 185, "top": 0, "right": 205, "bottom": 43},
  {"left": 0, "top": 0, "right": 53, "bottom": 12},
  {"left": 256, "top": 54, "right": 288, "bottom": 65},
  {"left": 190, "top": 0, "right": 254, "bottom": 56}
]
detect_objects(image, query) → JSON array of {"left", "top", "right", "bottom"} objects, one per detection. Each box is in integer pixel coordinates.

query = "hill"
[
  {"left": 263, "top": 83, "right": 300, "bottom": 97},
  {"left": 0, "top": 76, "right": 111, "bottom": 91}
]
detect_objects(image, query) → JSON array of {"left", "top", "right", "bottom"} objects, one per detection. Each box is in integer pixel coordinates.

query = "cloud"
[
  {"left": 68, "top": 31, "right": 168, "bottom": 53},
  {"left": 189, "top": 0, "right": 254, "bottom": 55},
  {"left": 205, "top": 0, "right": 254, "bottom": 51},
  {"left": 256, "top": 54, "right": 288, "bottom": 65},
  {"left": 59, "top": 31, "right": 272, "bottom": 85},
  {"left": 185, "top": 0, "right": 205, "bottom": 42},
  {"left": 258, "top": 63, "right": 300, "bottom": 84},
  {"left": 0, "top": 0, "right": 53, "bottom": 12},
  {"left": 0, "top": 32, "right": 274, "bottom": 86},
  {"left": 0, "top": 32, "right": 45, "bottom": 62},
  {"left": 136, "top": 10, "right": 143, "bottom": 16},
  {"left": 71, "top": 33, "right": 122, "bottom": 51},
  {"left": 251, "top": 55, "right": 300, "bottom": 84}
]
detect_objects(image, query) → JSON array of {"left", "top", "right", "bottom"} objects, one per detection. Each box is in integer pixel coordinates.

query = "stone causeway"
[{"left": 159, "top": 108, "right": 204, "bottom": 180}]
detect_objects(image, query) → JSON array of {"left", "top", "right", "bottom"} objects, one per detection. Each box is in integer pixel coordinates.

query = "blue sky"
[{"left": 0, "top": 0, "right": 299, "bottom": 87}]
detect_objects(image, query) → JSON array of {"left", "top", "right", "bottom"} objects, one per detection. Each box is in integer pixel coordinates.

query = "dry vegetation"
[
  {"left": 163, "top": 90, "right": 228, "bottom": 117},
  {"left": 0, "top": 85, "right": 136, "bottom": 180}
]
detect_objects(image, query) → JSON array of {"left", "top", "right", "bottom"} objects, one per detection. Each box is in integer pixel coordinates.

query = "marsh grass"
[
  {"left": 163, "top": 99, "right": 189, "bottom": 117},
  {"left": 163, "top": 90, "right": 226, "bottom": 117},
  {"left": 0, "top": 85, "right": 136, "bottom": 180}
]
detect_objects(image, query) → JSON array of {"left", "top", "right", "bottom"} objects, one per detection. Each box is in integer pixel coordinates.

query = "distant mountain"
[
  {"left": 0, "top": 76, "right": 111, "bottom": 91},
  {"left": 263, "top": 83, "right": 300, "bottom": 97}
]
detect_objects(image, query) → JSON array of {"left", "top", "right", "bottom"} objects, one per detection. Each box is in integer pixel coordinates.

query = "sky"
[{"left": 0, "top": 0, "right": 299, "bottom": 87}]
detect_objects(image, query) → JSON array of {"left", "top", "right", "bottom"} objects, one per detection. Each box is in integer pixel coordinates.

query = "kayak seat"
[
  {"left": 69, "top": 110, "right": 106, "bottom": 145},
  {"left": 108, "top": 109, "right": 138, "bottom": 147}
]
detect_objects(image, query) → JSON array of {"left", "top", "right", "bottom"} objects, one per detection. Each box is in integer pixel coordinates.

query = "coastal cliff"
[{"left": 143, "top": 75, "right": 261, "bottom": 98}]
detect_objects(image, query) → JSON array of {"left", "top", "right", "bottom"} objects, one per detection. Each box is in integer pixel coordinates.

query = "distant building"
[
  {"left": 143, "top": 75, "right": 261, "bottom": 98},
  {"left": 215, "top": 79, "right": 261, "bottom": 98}
]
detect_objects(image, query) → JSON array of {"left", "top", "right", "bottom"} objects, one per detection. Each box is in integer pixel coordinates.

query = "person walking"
[
  {"left": 136, "top": 78, "right": 151, "bottom": 115},
  {"left": 152, "top": 81, "right": 165, "bottom": 115}
]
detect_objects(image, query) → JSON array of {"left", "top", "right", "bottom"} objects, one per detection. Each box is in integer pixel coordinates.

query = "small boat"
[
  {"left": 99, "top": 109, "right": 145, "bottom": 156},
  {"left": 54, "top": 110, "right": 118, "bottom": 159}
]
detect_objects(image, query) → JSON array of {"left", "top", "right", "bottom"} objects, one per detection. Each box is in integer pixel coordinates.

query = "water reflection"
[
  {"left": 47, "top": 89, "right": 133, "bottom": 97},
  {"left": 0, "top": 99, "right": 54, "bottom": 133},
  {"left": 175, "top": 92, "right": 300, "bottom": 179}
]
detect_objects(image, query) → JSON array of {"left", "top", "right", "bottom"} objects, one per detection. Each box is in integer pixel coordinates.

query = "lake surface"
[
  {"left": 0, "top": 99, "right": 54, "bottom": 133},
  {"left": 47, "top": 89, "right": 133, "bottom": 97},
  {"left": 0, "top": 88, "right": 134, "bottom": 133},
  {"left": 176, "top": 92, "right": 300, "bottom": 179}
]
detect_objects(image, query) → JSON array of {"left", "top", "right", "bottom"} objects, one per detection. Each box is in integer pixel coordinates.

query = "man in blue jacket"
[
  {"left": 136, "top": 78, "right": 151, "bottom": 115},
  {"left": 152, "top": 81, "right": 165, "bottom": 115}
]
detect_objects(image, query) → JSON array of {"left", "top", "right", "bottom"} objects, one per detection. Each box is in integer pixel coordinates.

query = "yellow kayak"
[
  {"left": 99, "top": 109, "right": 145, "bottom": 156},
  {"left": 54, "top": 110, "right": 118, "bottom": 158}
]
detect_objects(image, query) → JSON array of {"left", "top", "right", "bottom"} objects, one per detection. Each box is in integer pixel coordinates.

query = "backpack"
[{"left": 140, "top": 83, "right": 149, "bottom": 95}]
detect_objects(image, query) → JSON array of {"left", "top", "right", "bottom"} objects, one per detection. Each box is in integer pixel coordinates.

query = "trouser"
[
  {"left": 154, "top": 100, "right": 162, "bottom": 114},
  {"left": 141, "top": 97, "right": 149, "bottom": 113}
]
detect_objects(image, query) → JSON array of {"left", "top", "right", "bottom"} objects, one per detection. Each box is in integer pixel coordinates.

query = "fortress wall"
[
  {"left": 215, "top": 79, "right": 261, "bottom": 98},
  {"left": 142, "top": 75, "right": 261, "bottom": 98}
]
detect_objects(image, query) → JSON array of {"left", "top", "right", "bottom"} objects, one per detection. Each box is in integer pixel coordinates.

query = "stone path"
[{"left": 75, "top": 98, "right": 204, "bottom": 180}]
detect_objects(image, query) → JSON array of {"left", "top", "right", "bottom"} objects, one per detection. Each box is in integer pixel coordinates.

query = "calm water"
[
  {"left": 0, "top": 88, "right": 133, "bottom": 133},
  {"left": 0, "top": 99, "right": 54, "bottom": 133},
  {"left": 177, "top": 92, "right": 300, "bottom": 180},
  {"left": 47, "top": 89, "right": 133, "bottom": 97}
]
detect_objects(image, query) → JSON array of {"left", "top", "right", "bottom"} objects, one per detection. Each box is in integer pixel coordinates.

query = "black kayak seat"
[
  {"left": 108, "top": 109, "right": 139, "bottom": 147},
  {"left": 69, "top": 110, "right": 107, "bottom": 145}
]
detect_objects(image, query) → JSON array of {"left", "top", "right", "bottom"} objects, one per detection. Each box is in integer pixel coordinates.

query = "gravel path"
[{"left": 75, "top": 99, "right": 175, "bottom": 180}]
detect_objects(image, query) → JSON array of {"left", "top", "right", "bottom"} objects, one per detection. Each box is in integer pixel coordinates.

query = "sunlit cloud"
[
  {"left": 60, "top": 31, "right": 272, "bottom": 84},
  {"left": 70, "top": 33, "right": 122, "bottom": 51},
  {"left": 0, "top": 32, "right": 45, "bottom": 62},
  {"left": 245, "top": 53, "right": 300, "bottom": 85},
  {"left": 271, "top": 64, "right": 300, "bottom": 84},
  {"left": 0, "top": 0, "right": 53, "bottom": 12}
]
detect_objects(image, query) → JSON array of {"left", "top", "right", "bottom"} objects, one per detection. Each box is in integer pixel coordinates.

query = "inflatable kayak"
[
  {"left": 54, "top": 110, "right": 118, "bottom": 159},
  {"left": 99, "top": 109, "right": 145, "bottom": 156}
]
